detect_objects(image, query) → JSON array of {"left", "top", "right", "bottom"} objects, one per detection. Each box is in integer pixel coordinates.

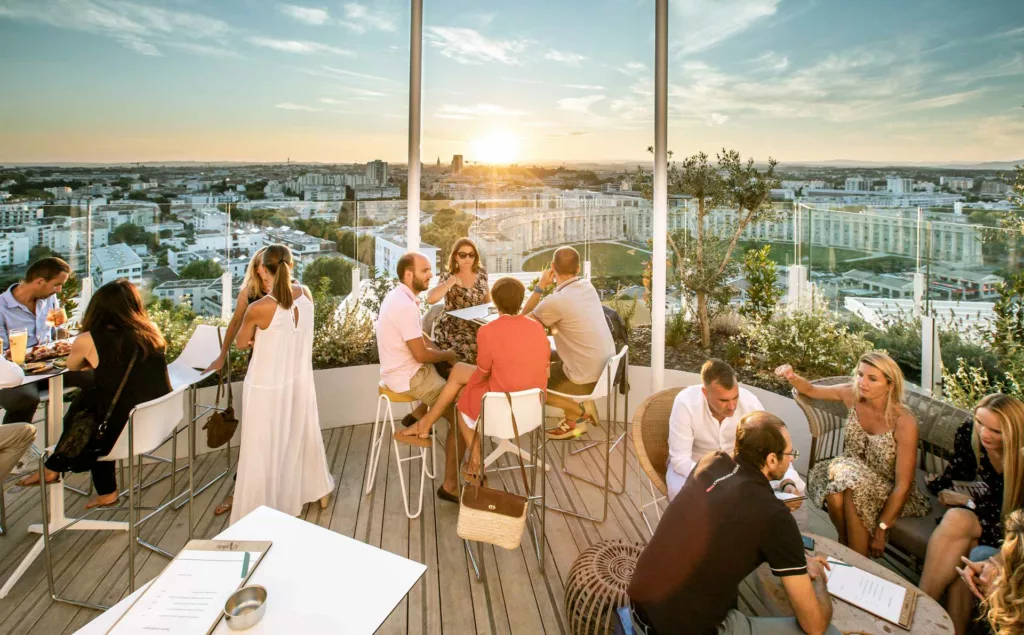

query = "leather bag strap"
[{"left": 504, "top": 392, "right": 531, "bottom": 498}]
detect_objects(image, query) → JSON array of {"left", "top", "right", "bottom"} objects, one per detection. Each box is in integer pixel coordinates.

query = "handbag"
[
  {"left": 202, "top": 330, "right": 238, "bottom": 448},
  {"left": 48, "top": 350, "right": 138, "bottom": 473},
  {"left": 457, "top": 392, "right": 531, "bottom": 550}
]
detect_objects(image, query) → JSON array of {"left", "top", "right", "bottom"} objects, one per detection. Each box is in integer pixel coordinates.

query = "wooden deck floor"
[{"left": 0, "top": 421, "right": 836, "bottom": 634}]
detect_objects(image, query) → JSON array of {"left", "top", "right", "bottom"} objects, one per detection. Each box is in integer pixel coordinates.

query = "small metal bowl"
[{"left": 223, "top": 585, "right": 267, "bottom": 631}]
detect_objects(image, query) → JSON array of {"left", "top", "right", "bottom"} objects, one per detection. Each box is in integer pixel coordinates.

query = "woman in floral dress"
[
  {"left": 426, "top": 238, "right": 490, "bottom": 364},
  {"left": 776, "top": 352, "right": 930, "bottom": 558}
]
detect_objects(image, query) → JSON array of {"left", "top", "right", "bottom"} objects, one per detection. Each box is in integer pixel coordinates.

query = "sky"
[{"left": 0, "top": 0, "right": 1022, "bottom": 165}]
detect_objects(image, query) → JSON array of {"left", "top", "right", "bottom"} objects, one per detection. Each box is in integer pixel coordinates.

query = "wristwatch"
[
  {"left": 531, "top": 285, "right": 543, "bottom": 295},
  {"left": 965, "top": 499, "right": 976, "bottom": 510},
  {"left": 878, "top": 521, "right": 890, "bottom": 532}
]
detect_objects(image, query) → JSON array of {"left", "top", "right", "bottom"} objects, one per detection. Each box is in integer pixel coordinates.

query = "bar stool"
[{"left": 365, "top": 381, "right": 436, "bottom": 519}]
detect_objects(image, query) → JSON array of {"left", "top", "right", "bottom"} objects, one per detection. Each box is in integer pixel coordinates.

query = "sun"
[{"left": 470, "top": 130, "right": 522, "bottom": 164}]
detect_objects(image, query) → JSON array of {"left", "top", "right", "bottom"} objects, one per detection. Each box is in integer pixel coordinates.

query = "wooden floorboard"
[{"left": 0, "top": 419, "right": 829, "bottom": 633}]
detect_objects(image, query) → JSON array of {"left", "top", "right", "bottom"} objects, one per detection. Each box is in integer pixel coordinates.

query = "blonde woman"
[
  {"left": 776, "top": 352, "right": 930, "bottom": 557},
  {"left": 206, "top": 247, "right": 266, "bottom": 517},
  {"left": 978, "top": 510, "right": 1024, "bottom": 635},
  {"left": 919, "top": 394, "right": 1024, "bottom": 634},
  {"left": 230, "top": 244, "right": 334, "bottom": 524},
  {"left": 426, "top": 237, "right": 490, "bottom": 364}
]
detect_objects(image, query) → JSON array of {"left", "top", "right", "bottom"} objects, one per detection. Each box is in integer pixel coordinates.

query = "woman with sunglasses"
[
  {"left": 776, "top": 352, "right": 930, "bottom": 558},
  {"left": 425, "top": 238, "right": 491, "bottom": 364}
]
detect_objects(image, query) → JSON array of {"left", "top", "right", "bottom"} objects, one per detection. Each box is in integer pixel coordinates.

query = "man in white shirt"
[
  {"left": 667, "top": 360, "right": 807, "bottom": 522},
  {"left": 376, "top": 252, "right": 476, "bottom": 502}
]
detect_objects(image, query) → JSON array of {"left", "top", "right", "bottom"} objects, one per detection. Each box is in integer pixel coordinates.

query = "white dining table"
[
  {"left": 0, "top": 366, "right": 129, "bottom": 599},
  {"left": 76, "top": 505, "right": 427, "bottom": 634},
  {"left": 445, "top": 302, "right": 499, "bottom": 326}
]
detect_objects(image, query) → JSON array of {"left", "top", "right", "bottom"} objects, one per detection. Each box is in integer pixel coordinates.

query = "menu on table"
[
  {"left": 107, "top": 540, "right": 271, "bottom": 635},
  {"left": 825, "top": 557, "right": 916, "bottom": 629}
]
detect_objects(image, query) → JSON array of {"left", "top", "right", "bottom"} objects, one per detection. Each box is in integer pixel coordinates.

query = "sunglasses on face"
[{"left": 457, "top": 252, "right": 476, "bottom": 259}]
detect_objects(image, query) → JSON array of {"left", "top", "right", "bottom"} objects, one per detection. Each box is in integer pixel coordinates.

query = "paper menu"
[
  {"left": 107, "top": 549, "right": 262, "bottom": 635},
  {"left": 825, "top": 557, "right": 907, "bottom": 626}
]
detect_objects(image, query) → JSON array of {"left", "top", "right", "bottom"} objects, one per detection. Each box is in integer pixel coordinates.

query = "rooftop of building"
[{"left": 92, "top": 242, "right": 142, "bottom": 270}]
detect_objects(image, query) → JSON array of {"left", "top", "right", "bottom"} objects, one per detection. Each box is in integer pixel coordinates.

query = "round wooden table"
[{"left": 753, "top": 533, "right": 953, "bottom": 634}]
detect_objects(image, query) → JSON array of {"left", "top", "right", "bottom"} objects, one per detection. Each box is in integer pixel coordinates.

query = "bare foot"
[
  {"left": 319, "top": 495, "right": 329, "bottom": 509},
  {"left": 397, "top": 422, "right": 431, "bottom": 440},
  {"left": 84, "top": 492, "right": 119, "bottom": 509},
  {"left": 17, "top": 469, "right": 60, "bottom": 487}
]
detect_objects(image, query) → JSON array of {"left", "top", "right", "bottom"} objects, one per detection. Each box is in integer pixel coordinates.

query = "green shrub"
[
  {"left": 666, "top": 311, "right": 692, "bottom": 351},
  {"left": 738, "top": 245, "right": 783, "bottom": 324},
  {"left": 743, "top": 304, "right": 874, "bottom": 379},
  {"left": 943, "top": 357, "right": 1024, "bottom": 410},
  {"left": 311, "top": 278, "right": 378, "bottom": 369}
]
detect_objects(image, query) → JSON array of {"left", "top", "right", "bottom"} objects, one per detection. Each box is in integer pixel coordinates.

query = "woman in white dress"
[{"left": 230, "top": 244, "right": 334, "bottom": 524}]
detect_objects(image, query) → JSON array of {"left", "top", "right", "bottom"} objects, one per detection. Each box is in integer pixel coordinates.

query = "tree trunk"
[{"left": 697, "top": 291, "right": 711, "bottom": 349}]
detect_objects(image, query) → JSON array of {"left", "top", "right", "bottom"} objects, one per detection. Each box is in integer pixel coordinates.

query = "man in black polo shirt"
[{"left": 628, "top": 412, "right": 839, "bottom": 635}]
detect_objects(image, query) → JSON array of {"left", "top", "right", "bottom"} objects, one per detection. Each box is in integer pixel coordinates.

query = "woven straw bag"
[{"left": 457, "top": 393, "right": 531, "bottom": 550}]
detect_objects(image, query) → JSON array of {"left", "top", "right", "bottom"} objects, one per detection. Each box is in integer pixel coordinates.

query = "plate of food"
[
  {"left": 23, "top": 361, "right": 53, "bottom": 374},
  {"left": 25, "top": 340, "right": 72, "bottom": 363}
]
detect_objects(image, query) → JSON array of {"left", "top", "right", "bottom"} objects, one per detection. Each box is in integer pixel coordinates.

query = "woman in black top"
[
  {"left": 919, "top": 393, "right": 1024, "bottom": 634},
  {"left": 41, "top": 279, "right": 172, "bottom": 509}
]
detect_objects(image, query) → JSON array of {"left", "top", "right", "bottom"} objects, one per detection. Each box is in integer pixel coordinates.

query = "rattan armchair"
[
  {"left": 631, "top": 387, "right": 681, "bottom": 537},
  {"left": 792, "top": 377, "right": 971, "bottom": 572}
]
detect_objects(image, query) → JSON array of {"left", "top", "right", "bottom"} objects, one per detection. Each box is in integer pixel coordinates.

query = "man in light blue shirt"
[{"left": 0, "top": 258, "right": 93, "bottom": 425}]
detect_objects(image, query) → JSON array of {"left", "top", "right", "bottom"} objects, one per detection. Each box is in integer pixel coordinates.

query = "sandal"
[
  {"left": 214, "top": 496, "right": 233, "bottom": 516},
  {"left": 437, "top": 486, "right": 459, "bottom": 504}
]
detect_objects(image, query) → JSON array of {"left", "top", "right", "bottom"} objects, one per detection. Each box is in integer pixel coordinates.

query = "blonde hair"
[
  {"left": 973, "top": 394, "right": 1024, "bottom": 521},
  {"left": 262, "top": 244, "right": 295, "bottom": 310},
  {"left": 241, "top": 247, "right": 267, "bottom": 301},
  {"left": 851, "top": 351, "right": 906, "bottom": 427},
  {"left": 983, "top": 510, "right": 1024, "bottom": 635}
]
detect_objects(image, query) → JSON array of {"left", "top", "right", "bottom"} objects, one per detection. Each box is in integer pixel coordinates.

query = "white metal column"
[
  {"left": 406, "top": 0, "right": 423, "bottom": 251},
  {"left": 651, "top": 0, "right": 669, "bottom": 392}
]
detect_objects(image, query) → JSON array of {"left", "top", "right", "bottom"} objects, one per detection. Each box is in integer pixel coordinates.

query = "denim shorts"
[{"left": 970, "top": 545, "right": 1000, "bottom": 562}]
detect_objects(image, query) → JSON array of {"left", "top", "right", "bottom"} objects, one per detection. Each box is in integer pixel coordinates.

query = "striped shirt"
[{"left": 628, "top": 452, "right": 808, "bottom": 634}]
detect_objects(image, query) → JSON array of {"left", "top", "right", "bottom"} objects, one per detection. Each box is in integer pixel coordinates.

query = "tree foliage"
[
  {"left": 302, "top": 256, "right": 354, "bottom": 296},
  {"left": 421, "top": 208, "right": 474, "bottom": 268},
  {"left": 738, "top": 245, "right": 784, "bottom": 324},
  {"left": 179, "top": 259, "right": 224, "bottom": 279},
  {"left": 111, "top": 222, "right": 158, "bottom": 250}
]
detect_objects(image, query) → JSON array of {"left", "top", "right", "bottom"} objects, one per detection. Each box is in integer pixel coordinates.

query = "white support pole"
[
  {"left": 406, "top": 0, "right": 423, "bottom": 252},
  {"left": 913, "top": 272, "right": 926, "bottom": 317},
  {"left": 921, "top": 315, "right": 942, "bottom": 396},
  {"left": 651, "top": 0, "right": 668, "bottom": 393}
]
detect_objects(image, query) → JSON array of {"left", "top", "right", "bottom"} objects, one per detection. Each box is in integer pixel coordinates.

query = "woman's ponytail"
[{"left": 263, "top": 244, "right": 295, "bottom": 310}]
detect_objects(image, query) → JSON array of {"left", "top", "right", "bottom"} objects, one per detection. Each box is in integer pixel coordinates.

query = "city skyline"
[{"left": 0, "top": 0, "right": 1022, "bottom": 165}]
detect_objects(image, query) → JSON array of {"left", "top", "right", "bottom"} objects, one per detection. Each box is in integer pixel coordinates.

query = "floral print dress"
[
  {"left": 808, "top": 408, "right": 931, "bottom": 532},
  {"left": 433, "top": 269, "right": 488, "bottom": 364}
]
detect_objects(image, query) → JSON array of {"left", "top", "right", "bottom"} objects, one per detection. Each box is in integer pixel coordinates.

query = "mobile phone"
[{"left": 802, "top": 535, "right": 815, "bottom": 551}]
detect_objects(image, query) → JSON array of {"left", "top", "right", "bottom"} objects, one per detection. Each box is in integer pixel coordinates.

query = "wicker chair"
[
  {"left": 631, "top": 387, "right": 681, "bottom": 537},
  {"left": 793, "top": 377, "right": 971, "bottom": 572}
]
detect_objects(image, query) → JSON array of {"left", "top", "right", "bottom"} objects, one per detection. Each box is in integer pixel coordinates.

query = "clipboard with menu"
[
  {"left": 825, "top": 557, "right": 916, "bottom": 630},
  {"left": 106, "top": 540, "right": 272, "bottom": 635}
]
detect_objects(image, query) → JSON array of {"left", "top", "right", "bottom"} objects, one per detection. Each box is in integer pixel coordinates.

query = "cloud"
[
  {"left": 545, "top": 49, "right": 587, "bottom": 67},
  {"left": 320, "top": 65, "right": 392, "bottom": 82},
  {"left": 436, "top": 104, "right": 530, "bottom": 119},
  {"left": 339, "top": 3, "right": 396, "bottom": 34},
  {"left": 557, "top": 95, "right": 606, "bottom": 116},
  {"left": 501, "top": 77, "right": 545, "bottom": 85},
  {"left": 672, "top": 0, "right": 781, "bottom": 55},
  {"left": 616, "top": 61, "right": 648, "bottom": 77},
  {"left": 426, "top": 27, "right": 530, "bottom": 65},
  {"left": 278, "top": 4, "right": 330, "bottom": 25},
  {"left": 166, "top": 42, "right": 243, "bottom": 59},
  {"left": 0, "top": 0, "right": 232, "bottom": 57},
  {"left": 707, "top": 113, "right": 729, "bottom": 126},
  {"left": 319, "top": 97, "right": 348, "bottom": 105},
  {"left": 545, "top": 131, "right": 592, "bottom": 138},
  {"left": 249, "top": 37, "right": 353, "bottom": 56},
  {"left": 567, "top": 84, "right": 606, "bottom": 90},
  {"left": 347, "top": 87, "right": 386, "bottom": 97},
  {"left": 276, "top": 103, "right": 321, "bottom": 111},
  {"left": 749, "top": 51, "right": 788, "bottom": 71}
]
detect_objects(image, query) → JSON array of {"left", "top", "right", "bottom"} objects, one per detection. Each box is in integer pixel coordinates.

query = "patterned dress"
[
  {"left": 808, "top": 408, "right": 931, "bottom": 532},
  {"left": 433, "top": 269, "right": 488, "bottom": 364},
  {"left": 927, "top": 419, "right": 1011, "bottom": 547}
]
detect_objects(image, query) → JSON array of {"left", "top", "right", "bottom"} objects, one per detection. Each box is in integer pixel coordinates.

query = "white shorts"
[{"left": 461, "top": 412, "right": 477, "bottom": 430}]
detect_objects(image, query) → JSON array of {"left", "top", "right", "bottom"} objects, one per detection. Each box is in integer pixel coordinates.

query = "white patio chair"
[
  {"left": 545, "top": 345, "right": 629, "bottom": 524},
  {"left": 38, "top": 387, "right": 190, "bottom": 609},
  {"left": 462, "top": 388, "right": 548, "bottom": 579},
  {"left": 365, "top": 380, "right": 437, "bottom": 519}
]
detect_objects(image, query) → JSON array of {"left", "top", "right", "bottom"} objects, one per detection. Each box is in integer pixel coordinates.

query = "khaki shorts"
[{"left": 403, "top": 365, "right": 446, "bottom": 406}]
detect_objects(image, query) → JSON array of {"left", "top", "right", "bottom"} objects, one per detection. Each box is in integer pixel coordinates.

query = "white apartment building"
[
  {"left": 305, "top": 188, "right": 348, "bottom": 202},
  {"left": 231, "top": 228, "right": 264, "bottom": 254},
  {"left": 354, "top": 186, "right": 401, "bottom": 200},
  {"left": 366, "top": 160, "right": 388, "bottom": 186},
  {"left": 886, "top": 177, "right": 914, "bottom": 194},
  {"left": 940, "top": 177, "right": 974, "bottom": 190},
  {"left": 44, "top": 186, "right": 72, "bottom": 197},
  {"left": 844, "top": 177, "right": 871, "bottom": 192},
  {"left": 375, "top": 235, "right": 438, "bottom": 278},
  {"left": 0, "top": 203, "right": 43, "bottom": 225},
  {"left": 94, "top": 202, "right": 159, "bottom": 229},
  {"left": 130, "top": 182, "right": 157, "bottom": 191},
  {"left": 92, "top": 243, "right": 143, "bottom": 286},
  {"left": 194, "top": 210, "right": 229, "bottom": 231},
  {"left": 263, "top": 227, "right": 336, "bottom": 257},
  {"left": 194, "top": 229, "right": 227, "bottom": 251},
  {"left": 152, "top": 278, "right": 219, "bottom": 310},
  {"left": 0, "top": 234, "right": 30, "bottom": 266}
]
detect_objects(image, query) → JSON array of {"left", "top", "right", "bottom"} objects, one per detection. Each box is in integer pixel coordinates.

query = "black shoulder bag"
[{"left": 48, "top": 351, "right": 138, "bottom": 473}]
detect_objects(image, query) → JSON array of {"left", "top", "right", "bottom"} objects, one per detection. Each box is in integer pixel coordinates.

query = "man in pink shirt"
[{"left": 377, "top": 252, "right": 475, "bottom": 502}]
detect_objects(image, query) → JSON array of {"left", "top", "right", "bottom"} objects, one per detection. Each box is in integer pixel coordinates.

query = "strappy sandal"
[{"left": 214, "top": 496, "right": 233, "bottom": 516}]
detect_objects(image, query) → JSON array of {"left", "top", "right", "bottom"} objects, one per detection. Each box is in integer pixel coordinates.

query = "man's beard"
[{"left": 413, "top": 276, "right": 429, "bottom": 293}]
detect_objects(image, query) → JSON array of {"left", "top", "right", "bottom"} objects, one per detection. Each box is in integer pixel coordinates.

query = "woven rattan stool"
[{"left": 565, "top": 539, "right": 644, "bottom": 635}]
